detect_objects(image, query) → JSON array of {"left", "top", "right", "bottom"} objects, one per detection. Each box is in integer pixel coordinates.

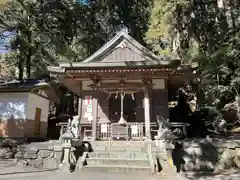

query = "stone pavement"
[
  {"left": 0, "top": 159, "right": 16, "bottom": 169},
  {"left": 0, "top": 171, "right": 180, "bottom": 180},
  {"left": 0, "top": 160, "right": 239, "bottom": 180},
  {"left": 0, "top": 170, "right": 240, "bottom": 180},
  {"left": 0, "top": 159, "right": 57, "bottom": 175}
]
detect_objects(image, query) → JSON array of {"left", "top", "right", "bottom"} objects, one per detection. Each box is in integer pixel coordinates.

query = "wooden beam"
[{"left": 63, "top": 71, "right": 170, "bottom": 80}]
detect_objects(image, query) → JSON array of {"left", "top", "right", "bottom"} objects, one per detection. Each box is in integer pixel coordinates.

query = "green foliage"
[
  {"left": 197, "top": 29, "right": 240, "bottom": 109},
  {"left": 0, "top": 0, "right": 59, "bottom": 79},
  {"left": 0, "top": 0, "right": 153, "bottom": 80},
  {"left": 145, "top": 0, "right": 240, "bottom": 132},
  {"left": 146, "top": 0, "right": 239, "bottom": 62},
  {"left": 145, "top": 0, "right": 193, "bottom": 57}
]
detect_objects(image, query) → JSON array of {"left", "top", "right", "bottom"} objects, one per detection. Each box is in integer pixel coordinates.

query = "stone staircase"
[
  {"left": 0, "top": 159, "right": 16, "bottom": 169},
  {"left": 81, "top": 141, "right": 155, "bottom": 173}
]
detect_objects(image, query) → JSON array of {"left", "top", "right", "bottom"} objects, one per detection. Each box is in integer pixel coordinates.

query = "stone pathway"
[
  {"left": 0, "top": 159, "right": 57, "bottom": 175},
  {"left": 0, "top": 161, "right": 239, "bottom": 180},
  {"left": 0, "top": 171, "right": 179, "bottom": 180},
  {"left": 0, "top": 159, "right": 16, "bottom": 169},
  {"left": 0, "top": 170, "right": 240, "bottom": 180}
]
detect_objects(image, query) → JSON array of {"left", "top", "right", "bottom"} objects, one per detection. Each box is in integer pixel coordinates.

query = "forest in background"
[{"left": 0, "top": 0, "right": 239, "bottom": 136}]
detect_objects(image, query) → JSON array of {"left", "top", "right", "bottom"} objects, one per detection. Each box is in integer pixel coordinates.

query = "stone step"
[
  {"left": 91, "top": 141, "right": 157, "bottom": 149},
  {"left": 48, "top": 140, "right": 62, "bottom": 144},
  {"left": 92, "top": 141, "right": 146, "bottom": 145},
  {"left": 88, "top": 152, "right": 148, "bottom": 160},
  {"left": 0, "top": 159, "right": 15, "bottom": 167},
  {"left": 86, "top": 158, "right": 150, "bottom": 166},
  {"left": 93, "top": 145, "right": 145, "bottom": 152},
  {"left": 91, "top": 144, "right": 146, "bottom": 150},
  {"left": 91, "top": 141, "right": 146, "bottom": 146},
  {"left": 81, "top": 164, "right": 152, "bottom": 173}
]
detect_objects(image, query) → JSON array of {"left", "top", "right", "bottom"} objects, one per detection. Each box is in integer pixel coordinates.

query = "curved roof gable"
[{"left": 59, "top": 30, "right": 180, "bottom": 68}]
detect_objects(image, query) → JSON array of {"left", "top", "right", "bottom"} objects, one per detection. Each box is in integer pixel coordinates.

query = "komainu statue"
[
  {"left": 59, "top": 116, "right": 80, "bottom": 141},
  {"left": 156, "top": 116, "right": 170, "bottom": 139},
  {"left": 71, "top": 115, "right": 80, "bottom": 138}
]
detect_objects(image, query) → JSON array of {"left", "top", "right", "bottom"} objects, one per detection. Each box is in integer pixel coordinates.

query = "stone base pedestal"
[
  {"left": 155, "top": 137, "right": 166, "bottom": 149},
  {"left": 59, "top": 140, "right": 71, "bottom": 172},
  {"left": 155, "top": 137, "right": 176, "bottom": 173},
  {"left": 154, "top": 136, "right": 175, "bottom": 149}
]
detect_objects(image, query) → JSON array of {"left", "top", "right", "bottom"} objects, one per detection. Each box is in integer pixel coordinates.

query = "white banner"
[
  {"left": 84, "top": 96, "right": 92, "bottom": 105},
  {"left": 131, "top": 125, "right": 138, "bottom": 135},
  {"left": 101, "top": 124, "right": 108, "bottom": 133}
]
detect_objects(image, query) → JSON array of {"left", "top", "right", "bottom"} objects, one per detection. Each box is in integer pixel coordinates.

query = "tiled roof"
[
  {"left": 49, "top": 29, "right": 180, "bottom": 71},
  {"left": 0, "top": 79, "right": 59, "bottom": 102},
  {"left": 0, "top": 79, "right": 48, "bottom": 90}
]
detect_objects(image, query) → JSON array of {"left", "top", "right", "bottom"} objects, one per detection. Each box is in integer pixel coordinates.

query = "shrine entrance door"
[{"left": 109, "top": 93, "right": 136, "bottom": 123}]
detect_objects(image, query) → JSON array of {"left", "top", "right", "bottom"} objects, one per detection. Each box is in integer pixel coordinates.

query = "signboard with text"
[{"left": 83, "top": 96, "right": 93, "bottom": 122}]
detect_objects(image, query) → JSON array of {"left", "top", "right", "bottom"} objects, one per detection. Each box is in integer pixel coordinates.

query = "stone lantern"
[{"left": 58, "top": 131, "right": 74, "bottom": 172}]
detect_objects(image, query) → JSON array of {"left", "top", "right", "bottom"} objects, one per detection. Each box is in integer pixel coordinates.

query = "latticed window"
[
  {"left": 58, "top": 90, "right": 79, "bottom": 116},
  {"left": 72, "top": 93, "right": 79, "bottom": 115},
  {"left": 49, "top": 85, "right": 79, "bottom": 117},
  {"left": 48, "top": 101, "right": 56, "bottom": 117}
]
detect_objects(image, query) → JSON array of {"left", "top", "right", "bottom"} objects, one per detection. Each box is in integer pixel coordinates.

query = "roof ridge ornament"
[
  {"left": 117, "top": 40, "right": 129, "bottom": 49},
  {"left": 118, "top": 22, "right": 129, "bottom": 34}
]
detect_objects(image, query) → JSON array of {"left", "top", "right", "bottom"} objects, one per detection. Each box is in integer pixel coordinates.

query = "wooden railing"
[
  {"left": 97, "top": 123, "right": 111, "bottom": 140},
  {"left": 128, "top": 122, "right": 145, "bottom": 140},
  {"left": 57, "top": 122, "right": 147, "bottom": 141},
  {"left": 97, "top": 122, "right": 145, "bottom": 141}
]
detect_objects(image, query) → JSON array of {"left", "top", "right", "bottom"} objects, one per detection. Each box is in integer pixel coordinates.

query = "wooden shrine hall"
[{"left": 48, "top": 29, "right": 195, "bottom": 141}]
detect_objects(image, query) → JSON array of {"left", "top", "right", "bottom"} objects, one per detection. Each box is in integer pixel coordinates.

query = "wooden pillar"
[
  {"left": 92, "top": 93, "right": 98, "bottom": 140},
  {"left": 78, "top": 81, "right": 82, "bottom": 138},
  {"left": 78, "top": 98, "right": 82, "bottom": 116},
  {"left": 144, "top": 86, "right": 151, "bottom": 140},
  {"left": 78, "top": 97, "right": 82, "bottom": 138},
  {"left": 91, "top": 79, "right": 99, "bottom": 141}
]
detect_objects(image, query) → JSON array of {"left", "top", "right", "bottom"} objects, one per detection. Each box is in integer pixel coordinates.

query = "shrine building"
[{"left": 48, "top": 29, "right": 195, "bottom": 141}]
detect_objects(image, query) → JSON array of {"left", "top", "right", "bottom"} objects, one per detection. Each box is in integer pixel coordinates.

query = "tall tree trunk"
[
  {"left": 18, "top": 54, "right": 24, "bottom": 80},
  {"left": 18, "top": 41, "right": 24, "bottom": 80},
  {"left": 26, "top": 32, "right": 32, "bottom": 79},
  {"left": 26, "top": 48, "right": 32, "bottom": 79},
  {"left": 229, "top": 0, "right": 236, "bottom": 29}
]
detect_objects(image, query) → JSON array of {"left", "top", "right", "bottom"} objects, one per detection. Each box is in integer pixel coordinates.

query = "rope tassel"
[{"left": 131, "top": 93, "right": 135, "bottom": 100}]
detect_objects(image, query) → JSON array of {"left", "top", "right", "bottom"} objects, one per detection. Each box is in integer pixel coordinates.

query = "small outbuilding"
[{"left": 0, "top": 80, "right": 58, "bottom": 138}]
